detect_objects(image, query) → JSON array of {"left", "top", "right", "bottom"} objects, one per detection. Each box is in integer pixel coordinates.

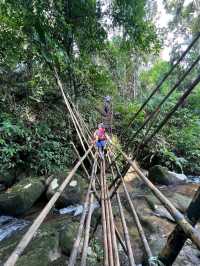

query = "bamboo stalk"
[
  {"left": 68, "top": 159, "right": 97, "bottom": 266},
  {"left": 70, "top": 142, "right": 100, "bottom": 201},
  {"left": 103, "top": 159, "right": 114, "bottom": 266},
  {"left": 100, "top": 161, "right": 109, "bottom": 266},
  {"left": 80, "top": 192, "right": 94, "bottom": 266},
  {"left": 107, "top": 186, "right": 120, "bottom": 266},
  {"left": 116, "top": 192, "right": 136, "bottom": 266},
  {"left": 115, "top": 225, "right": 128, "bottom": 256},
  {"left": 54, "top": 68, "right": 95, "bottom": 165},
  {"left": 122, "top": 178, "right": 152, "bottom": 259},
  {"left": 106, "top": 156, "right": 120, "bottom": 266}
]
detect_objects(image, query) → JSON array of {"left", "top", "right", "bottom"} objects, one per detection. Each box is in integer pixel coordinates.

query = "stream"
[
  {"left": 0, "top": 202, "right": 99, "bottom": 243},
  {"left": 0, "top": 215, "right": 30, "bottom": 241},
  {"left": 0, "top": 176, "right": 199, "bottom": 243}
]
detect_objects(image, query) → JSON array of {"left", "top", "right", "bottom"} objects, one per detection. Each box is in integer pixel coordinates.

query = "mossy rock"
[
  {"left": 144, "top": 194, "right": 160, "bottom": 211},
  {"left": 0, "top": 216, "right": 75, "bottom": 265},
  {"left": 0, "top": 169, "right": 16, "bottom": 187},
  {"left": 171, "top": 193, "right": 191, "bottom": 212},
  {"left": 59, "top": 221, "right": 80, "bottom": 255},
  {"left": 148, "top": 165, "right": 184, "bottom": 186},
  {"left": 46, "top": 174, "right": 88, "bottom": 208},
  {"left": 0, "top": 177, "right": 45, "bottom": 215}
]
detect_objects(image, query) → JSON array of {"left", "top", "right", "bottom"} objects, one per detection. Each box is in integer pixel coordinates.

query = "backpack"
[{"left": 97, "top": 128, "right": 106, "bottom": 140}]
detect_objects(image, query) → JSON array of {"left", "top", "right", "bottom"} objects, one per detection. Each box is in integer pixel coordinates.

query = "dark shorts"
[{"left": 96, "top": 140, "right": 106, "bottom": 148}]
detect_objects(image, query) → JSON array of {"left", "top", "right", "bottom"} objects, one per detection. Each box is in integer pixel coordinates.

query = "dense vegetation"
[{"left": 1, "top": 0, "right": 200, "bottom": 181}]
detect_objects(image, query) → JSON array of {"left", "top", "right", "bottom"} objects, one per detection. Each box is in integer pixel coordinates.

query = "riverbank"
[{"left": 0, "top": 169, "right": 199, "bottom": 266}]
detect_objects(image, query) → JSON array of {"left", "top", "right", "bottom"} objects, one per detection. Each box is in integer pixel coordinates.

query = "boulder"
[
  {"left": 0, "top": 184, "right": 6, "bottom": 192},
  {"left": 0, "top": 214, "right": 98, "bottom": 266},
  {"left": 168, "top": 171, "right": 187, "bottom": 182},
  {"left": 46, "top": 174, "right": 88, "bottom": 208},
  {"left": 59, "top": 221, "right": 80, "bottom": 256},
  {"left": 148, "top": 165, "right": 186, "bottom": 186},
  {"left": 0, "top": 216, "right": 73, "bottom": 266},
  {"left": 0, "top": 177, "right": 45, "bottom": 216},
  {"left": 171, "top": 193, "right": 191, "bottom": 212},
  {"left": 0, "top": 170, "right": 16, "bottom": 187}
]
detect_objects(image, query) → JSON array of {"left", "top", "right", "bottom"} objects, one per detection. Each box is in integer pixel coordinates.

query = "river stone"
[
  {"left": 171, "top": 193, "right": 191, "bottom": 212},
  {"left": 0, "top": 216, "right": 74, "bottom": 266},
  {"left": 59, "top": 221, "right": 80, "bottom": 256},
  {"left": 148, "top": 165, "right": 185, "bottom": 185},
  {"left": 0, "top": 177, "right": 45, "bottom": 215},
  {"left": 46, "top": 174, "right": 88, "bottom": 208},
  {"left": 168, "top": 171, "right": 187, "bottom": 181}
]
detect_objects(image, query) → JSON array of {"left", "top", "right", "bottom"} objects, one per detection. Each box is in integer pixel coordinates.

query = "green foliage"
[
  {"left": 111, "top": 0, "right": 160, "bottom": 53},
  {"left": 134, "top": 58, "right": 200, "bottom": 174},
  {"left": 0, "top": 113, "right": 72, "bottom": 176},
  {"left": 140, "top": 60, "right": 171, "bottom": 95}
]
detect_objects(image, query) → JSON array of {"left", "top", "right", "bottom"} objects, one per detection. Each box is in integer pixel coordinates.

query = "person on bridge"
[
  {"left": 93, "top": 123, "right": 107, "bottom": 159},
  {"left": 104, "top": 95, "right": 111, "bottom": 115}
]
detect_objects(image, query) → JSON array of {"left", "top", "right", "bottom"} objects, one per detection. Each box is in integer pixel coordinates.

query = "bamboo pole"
[
  {"left": 116, "top": 192, "right": 136, "bottom": 266},
  {"left": 106, "top": 155, "right": 121, "bottom": 266},
  {"left": 122, "top": 178, "right": 152, "bottom": 259},
  {"left": 80, "top": 192, "right": 94, "bottom": 266},
  {"left": 111, "top": 157, "right": 152, "bottom": 259},
  {"left": 158, "top": 187, "right": 200, "bottom": 265},
  {"left": 71, "top": 142, "right": 90, "bottom": 179},
  {"left": 100, "top": 161, "right": 109, "bottom": 266},
  {"left": 54, "top": 68, "right": 95, "bottom": 165},
  {"left": 106, "top": 185, "right": 120, "bottom": 266},
  {"left": 65, "top": 89, "right": 101, "bottom": 171},
  {"left": 102, "top": 159, "right": 114, "bottom": 266},
  {"left": 68, "top": 159, "right": 97, "bottom": 266},
  {"left": 125, "top": 32, "right": 200, "bottom": 130},
  {"left": 115, "top": 225, "right": 128, "bottom": 256},
  {"left": 70, "top": 142, "right": 101, "bottom": 204},
  {"left": 4, "top": 146, "right": 93, "bottom": 266}
]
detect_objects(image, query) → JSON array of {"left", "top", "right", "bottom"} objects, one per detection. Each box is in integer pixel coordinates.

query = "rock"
[
  {"left": 168, "top": 171, "right": 187, "bottom": 182},
  {"left": 0, "top": 216, "right": 74, "bottom": 266},
  {"left": 0, "top": 184, "right": 6, "bottom": 192},
  {"left": 171, "top": 193, "right": 191, "bottom": 212},
  {"left": 59, "top": 221, "right": 80, "bottom": 255},
  {"left": 154, "top": 205, "right": 175, "bottom": 222},
  {"left": 149, "top": 235, "right": 165, "bottom": 256},
  {"left": 0, "top": 177, "right": 45, "bottom": 216},
  {"left": 46, "top": 174, "right": 88, "bottom": 208},
  {"left": 148, "top": 165, "right": 185, "bottom": 185},
  {"left": 0, "top": 170, "right": 16, "bottom": 187}
]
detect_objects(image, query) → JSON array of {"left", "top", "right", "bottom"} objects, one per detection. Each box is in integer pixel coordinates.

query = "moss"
[
  {"left": 149, "top": 165, "right": 181, "bottom": 185},
  {"left": 59, "top": 221, "right": 79, "bottom": 256},
  {"left": 0, "top": 216, "right": 75, "bottom": 265},
  {"left": 171, "top": 193, "right": 191, "bottom": 212},
  {"left": 0, "top": 177, "right": 45, "bottom": 215},
  {"left": 144, "top": 195, "right": 160, "bottom": 211}
]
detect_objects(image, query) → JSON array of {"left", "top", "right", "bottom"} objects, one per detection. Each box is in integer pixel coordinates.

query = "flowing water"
[
  {"left": 0, "top": 203, "right": 99, "bottom": 242},
  {"left": 0, "top": 215, "right": 30, "bottom": 241},
  {"left": 187, "top": 175, "right": 200, "bottom": 184}
]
